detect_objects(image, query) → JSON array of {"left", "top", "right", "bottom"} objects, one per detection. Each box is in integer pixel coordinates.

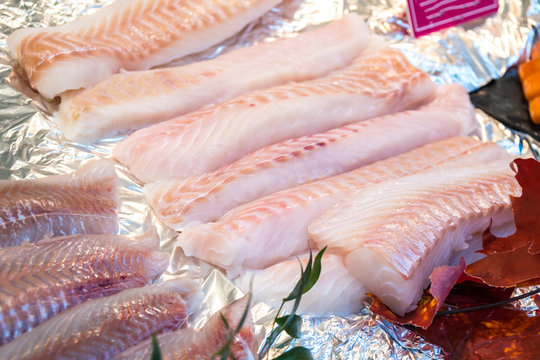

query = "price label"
[{"left": 407, "top": 0, "right": 499, "bottom": 38}]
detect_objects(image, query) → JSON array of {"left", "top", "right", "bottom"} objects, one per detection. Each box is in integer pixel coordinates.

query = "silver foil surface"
[{"left": 0, "top": 0, "right": 539, "bottom": 359}]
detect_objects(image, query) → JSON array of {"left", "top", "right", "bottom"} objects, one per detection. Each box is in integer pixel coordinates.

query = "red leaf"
[
  {"left": 481, "top": 158, "right": 540, "bottom": 255},
  {"left": 430, "top": 258, "right": 466, "bottom": 305},
  {"left": 417, "top": 307, "right": 540, "bottom": 359},
  {"left": 369, "top": 259, "right": 466, "bottom": 329},
  {"left": 368, "top": 291, "right": 438, "bottom": 329},
  {"left": 466, "top": 159, "right": 540, "bottom": 288},
  {"left": 467, "top": 246, "right": 540, "bottom": 287}
]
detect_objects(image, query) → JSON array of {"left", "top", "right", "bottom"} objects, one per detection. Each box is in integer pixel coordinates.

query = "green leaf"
[
  {"left": 276, "top": 315, "right": 302, "bottom": 339},
  {"left": 151, "top": 333, "right": 162, "bottom": 360},
  {"left": 219, "top": 312, "right": 230, "bottom": 330},
  {"left": 213, "top": 293, "right": 253, "bottom": 360},
  {"left": 303, "top": 246, "right": 326, "bottom": 295},
  {"left": 283, "top": 247, "right": 327, "bottom": 301},
  {"left": 272, "top": 347, "right": 314, "bottom": 360},
  {"left": 283, "top": 258, "right": 310, "bottom": 302}
]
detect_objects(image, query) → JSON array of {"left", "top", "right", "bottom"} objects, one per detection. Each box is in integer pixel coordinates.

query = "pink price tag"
[{"left": 407, "top": 0, "right": 499, "bottom": 38}]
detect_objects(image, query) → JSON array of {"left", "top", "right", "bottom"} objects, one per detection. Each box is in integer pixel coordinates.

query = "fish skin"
[
  {"left": 57, "top": 14, "right": 370, "bottom": 143},
  {"left": 145, "top": 83, "right": 477, "bottom": 229},
  {"left": 114, "top": 46, "right": 436, "bottom": 183},
  {"left": 8, "top": 0, "right": 281, "bottom": 98},
  {"left": 308, "top": 163, "right": 520, "bottom": 316},
  {"left": 115, "top": 296, "right": 256, "bottom": 360},
  {"left": 0, "top": 159, "right": 118, "bottom": 247},
  {"left": 0, "top": 230, "right": 168, "bottom": 345},
  {"left": 176, "top": 137, "right": 509, "bottom": 276},
  {"left": 236, "top": 254, "right": 365, "bottom": 317},
  {"left": 0, "top": 279, "right": 199, "bottom": 360}
]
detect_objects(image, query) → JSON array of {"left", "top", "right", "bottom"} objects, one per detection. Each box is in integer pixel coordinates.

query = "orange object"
[
  {"left": 532, "top": 42, "right": 540, "bottom": 60},
  {"left": 521, "top": 72, "right": 540, "bottom": 101},
  {"left": 518, "top": 58, "right": 540, "bottom": 81},
  {"left": 529, "top": 96, "right": 540, "bottom": 124}
]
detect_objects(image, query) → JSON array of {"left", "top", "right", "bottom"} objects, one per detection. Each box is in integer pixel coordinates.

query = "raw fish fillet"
[
  {"left": 7, "top": 0, "right": 281, "bottom": 98},
  {"left": 0, "top": 230, "right": 168, "bottom": 345},
  {"left": 114, "top": 46, "right": 436, "bottom": 183},
  {"left": 236, "top": 254, "right": 365, "bottom": 316},
  {"left": 57, "top": 15, "right": 370, "bottom": 143},
  {"left": 0, "top": 159, "right": 118, "bottom": 247},
  {"left": 177, "top": 137, "right": 510, "bottom": 275},
  {"left": 145, "top": 84, "right": 476, "bottom": 228},
  {"left": 115, "top": 296, "right": 257, "bottom": 360},
  {"left": 309, "top": 163, "right": 521, "bottom": 316},
  {"left": 0, "top": 280, "right": 199, "bottom": 360}
]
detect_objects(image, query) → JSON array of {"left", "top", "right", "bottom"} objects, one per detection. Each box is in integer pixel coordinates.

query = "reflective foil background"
[{"left": 0, "top": 0, "right": 539, "bottom": 359}]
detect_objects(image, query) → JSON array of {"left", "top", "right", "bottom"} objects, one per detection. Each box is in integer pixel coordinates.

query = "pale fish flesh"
[
  {"left": 57, "top": 14, "right": 370, "bottom": 143},
  {"left": 236, "top": 253, "right": 366, "bottom": 316},
  {"left": 176, "top": 137, "right": 509, "bottom": 276},
  {"left": 115, "top": 296, "right": 257, "bottom": 360},
  {"left": 7, "top": 0, "right": 281, "bottom": 98},
  {"left": 0, "top": 229, "right": 168, "bottom": 345},
  {"left": 114, "top": 45, "right": 436, "bottom": 183},
  {"left": 0, "top": 279, "right": 200, "bottom": 360},
  {"left": 0, "top": 159, "right": 118, "bottom": 247},
  {"left": 145, "top": 83, "right": 477, "bottom": 229},
  {"left": 308, "top": 162, "right": 520, "bottom": 316}
]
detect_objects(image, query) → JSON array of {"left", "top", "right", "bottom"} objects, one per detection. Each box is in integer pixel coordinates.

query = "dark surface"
[{"left": 470, "top": 66, "right": 540, "bottom": 141}]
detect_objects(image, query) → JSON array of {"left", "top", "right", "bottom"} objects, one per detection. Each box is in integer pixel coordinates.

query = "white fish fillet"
[
  {"left": 308, "top": 163, "right": 520, "bottom": 316},
  {"left": 57, "top": 15, "right": 370, "bottom": 143},
  {"left": 0, "top": 159, "right": 118, "bottom": 247},
  {"left": 8, "top": 0, "right": 281, "bottom": 98},
  {"left": 176, "top": 137, "right": 510, "bottom": 276},
  {"left": 114, "top": 45, "right": 436, "bottom": 183},
  {"left": 0, "top": 230, "right": 168, "bottom": 345},
  {"left": 0, "top": 279, "right": 200, "bottom": 360},
  {"left": 145, "top": 83, "right": 477, "bottom": 229},
  {"left": 236, "top": 254, "right": 365, "bottom": 316},
  {"left": 115, "top": 296, "right": 257, "bottom": 360}
]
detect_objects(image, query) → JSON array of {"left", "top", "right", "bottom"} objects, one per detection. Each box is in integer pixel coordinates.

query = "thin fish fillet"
[
  {"left": 57, "top": 15, "right": 370, "bottom": 143},
  {"left": 145, "top": 83, "right": 477, "bottom": 229},
  {"left": 236, "top": 254, "right": 365, "bottom": 316},
  {"left": 115, "top": 296, "right": 257, "bottom": 360},
  {"left": 308, "top": 163, "right": 521, "bottom": 316},
  {"left": 114, "top": 45, "right": 436, "bottom": 183},
  {"left": 7, "top": 0, "right": 281, "bottom": 98},
  {"left": 176, "top": 137, "right": 511, "bottom": 276},
  {"left": 0, "top": 230, "right": 168, "bottom": 345},
  {"left": 0, "top": 159, "right": 118, "bottom": 247},
  {"left": 0, "top": 279, "right": 200, "bottom": 360}
]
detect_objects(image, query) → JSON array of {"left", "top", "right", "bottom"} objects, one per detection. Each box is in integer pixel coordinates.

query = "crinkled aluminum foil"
[{"left": 0, "top": 0, "right": 539, "bottom": 359}]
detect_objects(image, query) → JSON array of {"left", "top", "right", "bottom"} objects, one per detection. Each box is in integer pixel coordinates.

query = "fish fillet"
[
  {"left": 236, "top": 254, "right": 365, "bottom": 316},
  {"left": 0, "top": 230, "right": 168, "bottom": 345},
  {"left": 308, "top": 163, "right": 521, "bottom": 316},
  {"left": 145, "top": 83, "right": 477, "bottom": 229},
  {"left": 0, "top": 159, "right": 118, "bottom": 247},
  {"left": 114, "top": 46, "right": 436, "bottom": 183},
  {"left": 57, "top": 14, "right": 370, "bottom": 143},
  {"left": 0, "top": 279, "right": 200, "bottom": 360},
  {"left": 176, "top": 137, "right": 510, "bottom": 276},
  {"left": 115, "top": 296, "right": 257, "bottom": 360},
  {"left": 7, "top": 0, "right": 281, "bottom": 98}
]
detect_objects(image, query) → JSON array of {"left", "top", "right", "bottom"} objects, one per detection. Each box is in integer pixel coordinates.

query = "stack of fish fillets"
[
  {"left": 0, "top": 164, "right": 256, "bottom": 359},
  {"left": 0, "top": 160, "right": 242, "bottom": 358},
  {"left": 111, "top": 35, "right": 518, "bottom": 317},
  {"left": 3, "top": 0, "right": 523, "bottom": 356}
]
